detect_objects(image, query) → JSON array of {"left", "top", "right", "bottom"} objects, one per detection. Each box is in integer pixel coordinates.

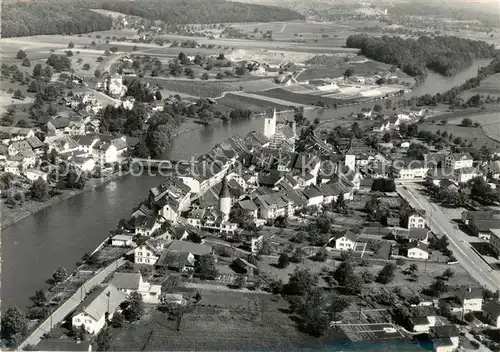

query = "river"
[{"left": 1, "top": 59, "right": 491, "bottom": 312}]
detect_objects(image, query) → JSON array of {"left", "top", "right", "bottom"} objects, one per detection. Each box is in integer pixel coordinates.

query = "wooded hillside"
[
  {"left": 1, "top": 2, "right": 112, "bottom": 38},
  {"left": 346, "top": 34, "right": 497, "bottom": 78},
  {"left": 96, "top": 0, "right": 304, "bottom": 24}
]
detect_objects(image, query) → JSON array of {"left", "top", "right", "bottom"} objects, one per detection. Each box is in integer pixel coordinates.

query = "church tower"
[
  {"left": 263, "top": 108, "right": 277, "bottom": 139},
  {"left": 219, "top": 177, "right": 231, "bottom": 221}
]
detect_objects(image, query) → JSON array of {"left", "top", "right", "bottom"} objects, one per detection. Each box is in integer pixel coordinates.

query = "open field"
[
  {"left": 215, "top": 92, "right": 291, "bottom": 112},
  {"left": 419, "top": 122, "right": 500, "bottom": 150},
  {"left": 110, "top": 290, "right": 328, "bottom": 351}
]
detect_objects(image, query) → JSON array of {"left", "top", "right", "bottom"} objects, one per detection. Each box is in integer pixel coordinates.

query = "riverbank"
[{"left": 0, "top": 171, "right": 129, "bottom": 231}]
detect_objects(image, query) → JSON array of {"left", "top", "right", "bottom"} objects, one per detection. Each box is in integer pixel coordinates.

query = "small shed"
[{"left": 111, "top": 234, "right": 134, "bottom": 247}]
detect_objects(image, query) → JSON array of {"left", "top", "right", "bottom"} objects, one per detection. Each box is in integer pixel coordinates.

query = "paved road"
[
  {"left": 19, "top": 258, "right": 126, "bottom": 350},
  {"left": 397, "top": 185, "right": 500, "bottom": 292}
]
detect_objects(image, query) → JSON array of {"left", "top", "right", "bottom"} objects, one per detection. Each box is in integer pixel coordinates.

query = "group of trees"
[
  {"left": 98, "top": 0, "right": 304, "bottom": 25},
  {"left": 1, "top": 1, "right": 112, "bottom": 37},
  {"left": 46, "top": 54, "right": 72, "bottom": 72},
  {"left": 346, "top": 34, "right": 497, "bottom": 79}
]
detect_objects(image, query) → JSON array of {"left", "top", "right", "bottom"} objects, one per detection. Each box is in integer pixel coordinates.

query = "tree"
[
  {"left": 376, "top": 263, "right": 396, "bottom": 284},
  {"left": 16, "top": 50, "right": 27, "bottom": 59},
  {"left": 1, "top": 307, "right": 28, "bottom": 347},
  {"left": 155, "top": 91, "right": 162, "bottom": 101},
  {"left": 297, "top": 289, "right": 330, "bottom": 336},
  {"left": 195, "top": 254, "right": 218, "bottom": 279},
  {"left": 461, "top": 118, "right": 473, "bottom": 127},
  {"left": 68, "top": 41, "right": 75, "bottom": 49},
  {"left": 287, "top": 268, "right": 318, "bottom": 295},
  {"left": 373, "top": 104, "right": 383, "bottom": 112},
  {"left": 408, "top": 264, "right": 418, "bottom": 273},
  {"left": 124, "top": 291, "right": 144, "bottom": 321},
  {"left": 13, "top": 89, "right": 24, "bottom": 100},
  {"left": 344, "top": 67, "right": 354, "bottom": 77},
  {"left": 82, "top": 63, "right": 91, "bottom": 71},
  {"left": 22, "top": 57, "right": 31, "bottom": 67},
  {"left": 428, "top": 278, "right": 447, "bottom": 297},
  {"left": 96, "top": 327, "right": 112, "bottom": 351},
  {"left": 335, "top": 261, "right": 354, "bottom": 285},
  {"left": 52, "top": 267, "right": 67, "bottom": 283},
  {"left": 328, "top": 295, "right": 350, "bottom": 321},
  {"left": 32, "top": 289, "right": 48, "bottom": 306},
  {"left": 312, "top": 249, "right": 328, "bottom": 262},
  {"left": 441, "top": 268, "right": 454, "bottom": 280},
  {"left": 30, "top": 177, "right": 50, "bottom": 202},
  {"left": 27, "top": 80, "right": 38, "bottom": 93},
  {"left": 17, "top": 119, "right": 28, "bottom": 128},
  {"left": 277, "top": 253, "right": 290, "bottom": 268},
  {"left": 201, "top": 72, "right": 209, "bottom": 80},
  {"left": 235, "top": 64, "right": 247, "bottom": 76},
  {"left": 344, "top": 274, "right": 363, "bottom": 295},
  {"left": 229, "top": 208, "right": 254, "bottom": 230},
  {"left": 94, "top": 69, "right": 102, "bottom": 79}
]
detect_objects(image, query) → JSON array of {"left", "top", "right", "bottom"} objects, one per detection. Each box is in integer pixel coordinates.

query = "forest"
[
  {"left": 95, "top": 0, "right": 304, "bottom": 24},
  {"left": 1, "top": 2, "right": 112, "bottom": 38},
  {"left": 346, "top": 34, "right": 497, "bottom": 78}
]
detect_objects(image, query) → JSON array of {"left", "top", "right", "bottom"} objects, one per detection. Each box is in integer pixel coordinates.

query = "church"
[{"left": 263, "top": 109, "right": 297, "bottom": 152}]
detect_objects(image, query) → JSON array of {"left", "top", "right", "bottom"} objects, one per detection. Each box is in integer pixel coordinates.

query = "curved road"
[{"left": 397, "top": 185, "right": 500, "bottom": 292}]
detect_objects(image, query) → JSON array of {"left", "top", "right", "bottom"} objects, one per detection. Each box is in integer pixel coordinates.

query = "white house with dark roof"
[
  {"left": 407, "top": 241, "right": 430, "bottom": 260},
  {"left": 254, "top": 192, "right": 292, "bottom": 219},
  {"left": 408, "top": 228, "right": 430, "bottom": 244},
  {"left": 452, "top": 167, "right": 484, "bottom": 184},
  {"left": 8, "top": 140, "right": 33, "bottom": 156},
  {"left": 0, "top": 126, "right": 35, "bottom": 143},
  {"left": 111, "top": 272, "right": 161, "bottom": 304},
  {"left": 134, "top": 239, "right": 168, "bottom": 266},
  {"left": 406, "top": 210, "right": 426, "bottom": 229},
  {"left": 455, "top": 286, "right": 483, "bottom": 312},
  {"left": 429, "top": 325, "right": 459, "bottom": 352},
  {"left": 134, "top": 214, "right": 162, "bottom": 236},
  {"left": 24, "top": 169, "right": 48, "bottom": 182},
  {"left": 331, "top": 230, "right": 357, "bottom": 251},
  {"left": 444, "top": 153, "right": 474, "bottom": 170},
  {"left": 71, "top": 284, "right": 126, "bottom": 335},
  {"left": 411, "top": 306, "right": 436, "bottom": 333}
]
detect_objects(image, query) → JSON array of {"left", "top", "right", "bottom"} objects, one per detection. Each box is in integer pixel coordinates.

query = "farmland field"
[
  {"left": 214, "top": 92, "right": 291, "bottom": 112},
  {"left": 255, "top": 87, "right": 342, "bottom": 106}
]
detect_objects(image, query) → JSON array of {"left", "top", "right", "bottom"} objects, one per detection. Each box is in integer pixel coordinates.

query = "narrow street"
[{"left": 397, "top": 185, "right": 500, "bottom": 292}]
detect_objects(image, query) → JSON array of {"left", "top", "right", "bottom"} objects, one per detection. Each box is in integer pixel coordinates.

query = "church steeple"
[{"left": 219, "top": 177, "right": 231, "bottom": 221}]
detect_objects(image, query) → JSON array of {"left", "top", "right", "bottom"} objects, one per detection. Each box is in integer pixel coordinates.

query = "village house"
[
  {"left": 234, "top": 199, "right": 259, "bottom": 220},
  {"left": 134, "top": 214, "right": 162, "bottom": 236},
  {"left": 331, "top": 230, "right": 357, "bottom": 251},
  {"left": 452, "top": 167, "right": 484, "bottom": 184},
  {"left": 392, "top": 160, "right": 430, "bottom": 180},
  {"left": 69, "top": 156, "right": 96, "bottom": 173},
  {"left": 411, "top": 306, "right": 437, "bottom": 333},
  {"left": 186, "top": 206, "right": 238, "bottom": 234},
  {"left": 111, "top": 234, "right": 134, "bottom": 247},
  {"left": 486, "top": 160, "right": 500, "bottom": 180},
  {"left": 410, "top": 107, "right": 426, "bottom": 117},
  {"left": 111, "top": 272, "right": 162, "bottom": 304},
  {"left": 148, "top": 177, "right": 192, "bottom": 224},
  {"left": 71, "top": 284, "right": 126, "bottom": 335},
  {"left": 461, "top": 210, "right": 500, "bottom": 240},
  {"left": 429, "top": 325, "right": 460, "bottom": 352},
  {"left": 408, "top": 228, "right": 430, "bottom": 244},
  {"left": 92, "top": 137, "right": 128, "bottom": 165},
  {"left": 455, "top": 286, "right": 483, "bottom": 312},
  {"left": 134, "top": 239, "right": 168, "bottom": 266},
  {"left": 167, "top": 240, "right": 212, "bottom": 259},
  {"left": 444, "top": 153, "right": 474, "bottom": 170},
  {"left": 483, "top": 300, "right": 500, "bottom": 328},
  {"left": 49, "top": 135, "right": 79, "bottom": 155},
  {"left": 405, "top": 210, "right": 426, "bottom": 229},
  {"left": 253, "top": 192, "right": 293, "bottom": 220},
  {"left": 4, "top": 155, "right": 24, "bottom": 175},
  {"left": 406, "top": 241, "right": 430, "bottom": 260},
  {"left": 157, "top": 251, "right": 195, "bottom": 272},
  {"left": 26, "top": 136, "right": 45, "bottom": 155},
  {"left": 47, "top": 117, "right": 71, "bottom": 135},
  {"left": 73, "top": 135, "right": 100, "bottom": 156},
  {"left": 24, "top": 169, "right": 48, "bottom": 182},
  {"left": 0, "top": 126, "right": 35, "bottom": 143},
  {"left": 8, "top": 140, "right": 32, "bottom": 156},
  {"left": 490, "top": 229, "right": 500, "bottom": 258}
]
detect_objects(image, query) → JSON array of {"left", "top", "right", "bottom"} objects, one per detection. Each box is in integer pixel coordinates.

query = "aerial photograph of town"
[{"left": 0, "top": 0, "right": 499, "bottom": 350}]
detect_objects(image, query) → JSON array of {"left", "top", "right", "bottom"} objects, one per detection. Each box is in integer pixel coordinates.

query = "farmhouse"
[
  {"left": 455, "top": 286, "right": 483, "bottom": 312},
  {"left": 444, "top": 153, "right": 473, "bottom": 170},
  {"left": 134, "top": 239, "right": 168, "bottom": 266},
  {"left": 331, "top": 230, "right": 357, "bottom": 251}
]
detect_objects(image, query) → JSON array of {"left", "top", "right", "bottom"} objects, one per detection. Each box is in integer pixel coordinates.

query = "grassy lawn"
[
  {"left": 215, "top": 92, "right": 291, "bottom": 112},
  {"left": 110, "top": 291, "right": 326, "bottom": 351}
]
